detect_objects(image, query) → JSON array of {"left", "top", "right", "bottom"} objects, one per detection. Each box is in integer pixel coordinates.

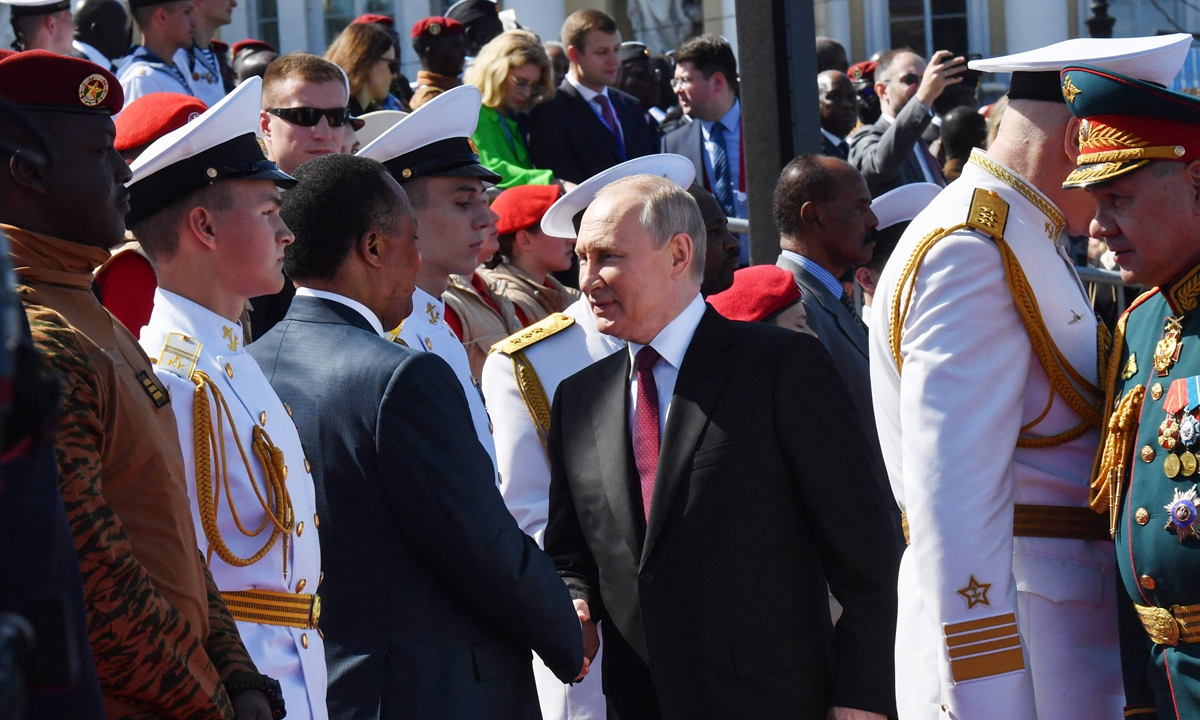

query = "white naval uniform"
[
  {"left": 397, "top": 286, "right": 498, "bottom": 479},
  {"left": 117, "top": 47, "right": 193, "bottom": 105},
  {"left": 480, "top": 296, "right": 619, "bottom": 720},
  {"left": 140, "top": 289, "right": 328, "bottom": 720},
  {"left": 869, "top": 149, "right": 1120, "bottom": 719},
  {"left": 175, "top": 45, "right": 227, "bottom": 109}
]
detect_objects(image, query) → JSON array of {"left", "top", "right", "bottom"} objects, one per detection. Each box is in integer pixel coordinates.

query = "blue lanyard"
[{"left": 497, "top": 111, "right": 518, "bottom": 157}]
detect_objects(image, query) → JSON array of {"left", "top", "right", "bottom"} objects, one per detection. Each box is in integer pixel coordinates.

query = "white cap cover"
[
  {"left": 541, "top": 154, "right": 697, "bottom": 238},
  {"left": 871, "top": 182, "right": 942, "bottom": 230},
  {"left": 969, "top": 34, "right": 1193, "bottom": 87}
]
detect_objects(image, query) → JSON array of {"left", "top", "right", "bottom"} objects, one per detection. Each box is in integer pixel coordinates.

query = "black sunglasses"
[{"left": 267, "top": 106, "right": 354, "bottom": 127}]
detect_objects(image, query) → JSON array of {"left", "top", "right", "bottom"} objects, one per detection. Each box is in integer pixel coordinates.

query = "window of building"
[
  {"left": 888, "top": 0, "right": 968, "bottom": 57},
  {"left": 324, "top": 0, "right": 394, "bottom": 46},
  {"left": 255, "top": 0, "right": 279, "bottom": 54}
]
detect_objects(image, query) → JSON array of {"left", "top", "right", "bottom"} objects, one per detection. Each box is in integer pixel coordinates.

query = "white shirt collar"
[
  {"left": 567, "top": 72, "right": 609, "bottom": 103},
  {"left": 820, "top": 126, "right": 846, "bottom": 146},
  {"left": 147, "top": 287, "right": 247, "bottom": 354},
  {"left": 627, "top": 293, "right": 707, "bottom": 375},
  {"left": 294, "top": 287, "right": 386, "bottom": 338}
]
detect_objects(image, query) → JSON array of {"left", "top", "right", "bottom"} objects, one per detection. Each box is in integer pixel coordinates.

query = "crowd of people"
[{"left": 4, "top": 0, "right": 1200, "bottom": 719}]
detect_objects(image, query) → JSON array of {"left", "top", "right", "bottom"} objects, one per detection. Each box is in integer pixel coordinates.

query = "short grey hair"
[{"left": 596, "top": 174, "right": 707, "bottom": 281}]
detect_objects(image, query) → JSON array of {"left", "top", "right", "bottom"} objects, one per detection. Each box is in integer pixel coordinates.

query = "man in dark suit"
[
  {"left": 527, "top": 9, "right": 657, "bottom": 184},
  {"left": 248, "top": 153, "right": 585, "bottom": 719},
  {"left": 773, "top": 155, "right": 899, "bottom": 538},
  {"left": 661, "top": 35, "right": 748, "bottom": 263},
  {"left": 848, "top": 48, "right": 962, "bottom": 196},
  {"left": 545, "top": 173, "right": 900, "bottom": 720},
  {"left": 818, "top": 70, "right": 857, "bottom": 159}
]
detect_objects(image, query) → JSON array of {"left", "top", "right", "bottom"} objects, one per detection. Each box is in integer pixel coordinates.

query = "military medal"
[
  {"left": 1166, "top": 484, "right": 1200, "bottom": 542},
  {"left": 1159, "top": 414, "right": 1180, "bottom": 451},
  {"left": 1183, "top": 451, "right": 1198, "bottom": 477},
  {"left": 1166, "top": 453, "right": 1183, "bottom": 478},
  {"left": 1155, "top": 316, "right": 1184, "bottom": 376}
]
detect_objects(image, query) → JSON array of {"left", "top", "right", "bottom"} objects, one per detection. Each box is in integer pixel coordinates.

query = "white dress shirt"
[
  {"left": 820, "top": 126, "right": 848, "bottom": 152},
  {"left": 567, "top": 72, "right": 625, "bottom": 145},
  {"left": 294, "top": 287, "right": 386, "bottom": 338},
  {"left": 626, "top": 293, "right": 706, "bottom": 438}
]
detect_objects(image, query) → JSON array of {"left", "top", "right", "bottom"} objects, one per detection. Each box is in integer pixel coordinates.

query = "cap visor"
[
  {"left": 1063, "top": 159, "right": 1148, "bottom": 188},
  {"left": 240, "top": 165, "right": 298, "bottom": 188},
  {"left": 425, "top": 162, "right": 502, "bottom": 184}
]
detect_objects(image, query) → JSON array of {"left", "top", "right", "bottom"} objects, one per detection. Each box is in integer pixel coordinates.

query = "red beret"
[
  {"left": 848, "top": 60, "right": 877, "bottom": 82},
  {"left": 115, "top": 93, "right": 208, "bottom": 152},
  {"left": 708, "top": 265, "right": 802, "bottom": 323},
  {"left": 411, "top": 16, "right": 464, "bottom": 39},
  {"left": 0, "top": 50, "right": 123, "bottom": 115},
  {"left": 231, "top": 39, "right": 276, "bottom": 57},
  {"left": 492, "top": 184, "right": 562, "bottom": 236},
  {"left": 353, "top": 13, "right": 394, "bottom": 27}
]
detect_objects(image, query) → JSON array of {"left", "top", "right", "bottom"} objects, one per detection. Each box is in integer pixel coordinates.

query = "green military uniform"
[{"left": 1070, "top": 63, "right": 1200, "bottom": 718}]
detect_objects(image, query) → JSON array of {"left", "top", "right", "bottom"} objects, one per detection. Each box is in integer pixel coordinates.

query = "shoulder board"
[
  {"left": 158, "top": 332, "right": 201, "bottom": 380},
  {"left": 965, "top": 188, "right": 1009, "bottom": 240},
  {"left": 493, "top": 313, "right": 575, "bottom": 355}
]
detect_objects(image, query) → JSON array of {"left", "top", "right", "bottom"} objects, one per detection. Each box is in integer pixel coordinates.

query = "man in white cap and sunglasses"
[{"left": 870, "top": 34, "right": 1193, "bottom": 719}]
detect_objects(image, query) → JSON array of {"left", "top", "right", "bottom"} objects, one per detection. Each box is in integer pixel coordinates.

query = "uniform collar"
[
  {"left": 411, "top": 286, "right": 446, "bottom": 327},
  {"left": 1164, "top": 262, "right": 1200, "bottom": 315},
  {"left": 965, "top": 149, "right": 1066, "bottom": 240},
  {"left": 147, "top": 287, "right": 247, "bottom": 355},
  {"left": 5, "top": 224, "right": 110, "bottom": 289}
]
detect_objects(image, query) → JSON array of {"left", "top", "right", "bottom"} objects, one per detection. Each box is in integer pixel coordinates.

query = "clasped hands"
[{"left": 573, "top": 599, "right": 600, "bottom": 682}]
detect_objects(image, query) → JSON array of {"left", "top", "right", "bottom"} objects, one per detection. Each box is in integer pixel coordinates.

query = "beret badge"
[
  {"left": 78, "top": 73, "right": 109, "bottom": 107},
  {"left": 429, "top": 22, "right": 441, "bottom": 35}
]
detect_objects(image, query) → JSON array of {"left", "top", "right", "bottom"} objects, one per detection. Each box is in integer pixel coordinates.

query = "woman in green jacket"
[{"left": 465, "top": 30, "right": 558, "bottom": 189}]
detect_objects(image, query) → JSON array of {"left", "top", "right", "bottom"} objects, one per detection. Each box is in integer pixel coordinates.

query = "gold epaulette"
[
  {"left": 889, "top": 188, "right": 1103, "bottom": 451},
  {"left": 492, "top": 312, "right": 575, "bottom": 356}
]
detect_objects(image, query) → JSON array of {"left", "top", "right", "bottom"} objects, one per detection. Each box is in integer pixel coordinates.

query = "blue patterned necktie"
[{"left": 709, "top": 120, "right": 735, "bottom": 217}]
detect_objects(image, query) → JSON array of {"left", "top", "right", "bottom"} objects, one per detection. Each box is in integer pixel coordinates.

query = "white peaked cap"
[
  {"left": 541, "top": 154, "right": 697, "bottom": 239},
  {"left": 871, "top": 182, "right": 942, "bottom": 230},
  {"left": 356, "top": 84, "right": 500, "bottom": 183},
  {"left": 354, "top": 110, "right": 408, "bottom": 148},
  {"left": 126, "top": 77, "right": 293, "bottom": 226},
  {"left": 969, "top": 34, "right": 1193, "bottom": 87}
]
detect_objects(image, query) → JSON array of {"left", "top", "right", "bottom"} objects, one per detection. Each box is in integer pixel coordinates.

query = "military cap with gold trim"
[
  {"left": 126, "top": 76, "right": 294, "bottom": 227},
  {"left": 1061, "top": 64, "right": 1200, "bottom": 188},
  {"left": 356, "top": 84, "right": 501, "bottom": 184}
]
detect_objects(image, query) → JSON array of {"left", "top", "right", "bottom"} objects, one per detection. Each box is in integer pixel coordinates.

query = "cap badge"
[
  {"left": 1079, "top": 119, "right": 1090, "bottom": 143},
  {"left": 78, "top": 73, "right": 109, "bottom": 107},
  {"left": 429, "top": 22, "right": 441, "bottom": 35},
  {"left": 187, "top": 111, "right": 201, "bottom": 122},
  {"left": 401, "top": 168, "right": 413, "bottom": 178},
  {"left": 1062, "top": 75, "right": 1081, "bottom": 104},
  {"left": 850, "top": 67, "right": 862, "bottom": 80},
  {"left": 257, "top": 137, "right": 269, "bottom": 157},
  {"left": 206, "top": 168, "right": 219, "bottom": 178}
]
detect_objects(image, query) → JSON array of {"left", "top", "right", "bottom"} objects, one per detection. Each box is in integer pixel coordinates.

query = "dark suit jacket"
[
  {"left": 528, "top": 80, "right": 658, "bottom": 184},
  {"left": 660, "top": 117, "right": 702, "bottom": 184},
  {"left": 545, "top": 307, "right": 900, "bottom": 720},
  {"left": 821, "top": 133, "right": 849, "bottom": 160},
  {"left": 249, "top": 296, "right": 583, "bottom": 720},
  {"left": 776, "top": 255, "right": 900, "bottom": 537},
  {"left": 847, "top": 97, "right": 944, "bottom": 197}
]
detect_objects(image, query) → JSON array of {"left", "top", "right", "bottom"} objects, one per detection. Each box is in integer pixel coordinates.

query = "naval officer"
[
  {"left": 869, "top": 34, "right": 1192, "bottom": 719},
  {"left": 480, "top": 154, "right": 695, "bottom": 720},
  {"left": 126, "top": 78, "right": 326, "bottom": 720},
  {"left": 358, "top": 84, "right": 501, "bottom": 478},
  {"left": 1071, "top": 64, "right": 1200, "bottom": 719}
]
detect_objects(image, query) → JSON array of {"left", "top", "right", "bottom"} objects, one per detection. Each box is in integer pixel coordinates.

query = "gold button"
[
  {"left": 424, "top": 337, "right": 433, "bottom": 351},
  {"left": 301, "top": 632, "right": 309, "bottom": 649},
  {"left": 296, "top": 521, "right": 304, "bottom": 536},
  {"left": 1142, "top": 445, "right": 1157, "bottom": 463},
  {"left": 225, "top": 362, "right": 234, "bottom": 378},
  {"left": 1152, "top": 383, "right": 1164, "bottom": 400},
  {"left": 1136, "top": 508, "right": 1150, "bottom": 525},
  {"left": 1141, "top": 575, "right": 1157, "bottom": 590},
  {"left": 285, "top": 402, "right": 293, "bottom": 418},
  {"left": 259, "top": 411, "right": 267, "bottom": 425},
  {"left": 314, "top": 512, "right": 320, "bottom": 528},
  {"left": 283, "top": 465, "right": 289, "bottom": 480},
  {"left": 304, "top": 458, "right": 311, "bottom": 473},
  {"left": 296, "top": 578, "right": 307, "bottom": 592}
]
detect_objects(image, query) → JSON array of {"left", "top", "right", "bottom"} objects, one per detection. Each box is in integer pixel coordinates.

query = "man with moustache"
[
  {"left": 1071, "top": 64, "right": 1200, "bottom": 718},
  {"left": 544, "top": 173, "right": 899, "bottom": 720},
  {"left": 818, "top": 70, "right": 858, "bottom": 160},
  {"left": 247, "top": 152, "right": 583, "bottom": 717},
  {"left": 0, "top": 50, "right": 272, "bottom": 720},
  {"left": 869, "top": 35, "right": 1192, "bottom": 719}
]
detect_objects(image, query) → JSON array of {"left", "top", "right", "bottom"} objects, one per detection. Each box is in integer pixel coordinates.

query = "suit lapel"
[
  {"left": 587, "top": 349, "right": 643, "bottom": 562},
  {"left": 560, "top": 81, "right": 621, "bottom": 161},
  {"left": 779, "top": 257, "right": 869, "bottom": 357},
  {"left": 640, "top": 309, "right": 733, "bottom": 568}
]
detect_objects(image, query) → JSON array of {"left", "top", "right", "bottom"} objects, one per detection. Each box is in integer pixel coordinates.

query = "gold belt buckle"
[
  {"left": 309, "top": 593, "right": 321, "bottom": 629},
  {"left": 1136, "top": 603, "right": 1181, "bottom": 646}
]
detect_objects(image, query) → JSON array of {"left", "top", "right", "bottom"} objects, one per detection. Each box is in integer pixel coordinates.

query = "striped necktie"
[{"left": 710, "top": 120, "right": 735, "bottom": 217}]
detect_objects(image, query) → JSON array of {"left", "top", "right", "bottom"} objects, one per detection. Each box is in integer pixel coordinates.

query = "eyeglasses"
[
  {"left": 267, "top": 107, "right": 354, "bottom": 127},
  {"left": 669, "top": 76, "right": 695, "bottom": 90},
  {"left": 891, "top": 73, "right": 921, "bottom": 86},
  {"left": 508, "top": 76, "right": 539, "bottom": 94}
]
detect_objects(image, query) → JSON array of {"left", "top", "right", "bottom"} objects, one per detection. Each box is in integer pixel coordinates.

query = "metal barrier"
[
  {"left": 1077, "top": 266, "right": 1144, "bottom": 314},
  {"left": 727, "top": 217, "right": 750, "bottom": 235}
]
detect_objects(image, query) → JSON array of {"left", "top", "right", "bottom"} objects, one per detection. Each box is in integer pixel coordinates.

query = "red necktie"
[{"left": 632, "top": 346, "right": 662, "bottom": 522}]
